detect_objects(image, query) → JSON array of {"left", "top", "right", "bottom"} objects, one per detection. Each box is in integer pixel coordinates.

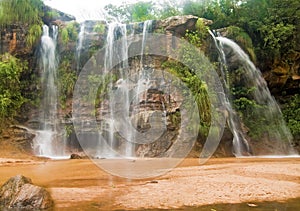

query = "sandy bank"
[{"left": 0, "top": 158, "right": 299, "bottom": 210}]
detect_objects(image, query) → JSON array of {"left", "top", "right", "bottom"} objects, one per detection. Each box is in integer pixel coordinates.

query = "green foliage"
[
  {"left": 226, "top": 26, "right": 256, "bottom": 62},
  {"left": 66, "top": 22, "right": 79, "bottom": 42},
  {"left": 104, "top": 1, "right": 155, "bottom": 22},
  {"left": 93, "top": 23, "right": 106, "bottom": 33},
  {"left": 185, "top": 30, "right": 202, "bottom": 48},
  {"left": 45, "top": 10, "right": 59, "bottom": 20},
  {"left": 181, "top": 0, "right": 299, "bottom": 71},
  {"left": 58, "top": 60, "right": 77, "bottom": 106},
  {"left": 0, "top": 54, "right": 27, "bottom": 123},
  {"left": 260, "top": 22, "right": 295, "bottom": 59},
  {"left": 231, "top": 86, "right": 266, "bottom": 139},
  {"left": 282, "top": 94, "right": 300, "bottom": 138},
  {"left": 238, "top": 0, "right": 299, "bottom": 62},
  {"left": 0, "top": 0, "right": 43, "bottom": 27},
  {"left": 156, "top": 0, "right": 182, "bottom": 19},
  {"left": 131, "top": 1, "right": 155, "bottom": 22},
  {"left": 183, "top": 0, "right": 207, "bottom": 17},
  {"left": 60, "top": 28, "right": 69, "bottom": 45},
  {"left": 26, "top": 24, "right": 42, "bottom": 48},
  {"left": 64, "top": 124, "right": 74, "bottom": 138},
  {"left": 59, "top": 22, "right": 81, "bottom": 46},
  {"left": 87, "top": 74, "right": 117, "bottom": 106},
  {"left": 183, "top": 0, "right": 240, "bottom": 29},
  {"left": 195, "top": 18, "right": 209, "bottom": 40},
  {"left": 162, "top": 31, "right": 212, "bottom": 138}
]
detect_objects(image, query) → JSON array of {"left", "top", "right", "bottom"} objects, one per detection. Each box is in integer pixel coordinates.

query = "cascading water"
[
  {"left": 130, "top": 20, "right": 154, "bottom": 155},
  {"left": 140, "top": 20, "right": 153, "bottom": 66},
  {"left": 209, "top": 30, "right": 251, "bottom": 156},
  {"left": 76, "top": 23, "right": 86, "bottom": 71},
  {"left": 97, "top": 22, "right": 133, "bottom": 157},
  {"left": 212, "top": 33, "right": 296, "bottom": 155},
  {"left": 96, "top": 20, "right": 155, "bottom": 158},
  {"left": 33, "top": 25, "right": 66, "bottom": 158}
]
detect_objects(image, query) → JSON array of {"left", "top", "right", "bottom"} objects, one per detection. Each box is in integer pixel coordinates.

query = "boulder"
[
  {"left": 0, "top": 125, "right": 36, "bottom": 153},
  {"left": 42, "top": 5, "right": 75, "bottom": 25},
  {"left": 155, "top": 15, "right": 212, "bottom": 37},
  {"left": 70, "top": 153, "right": 83, "bottom": 159},
  {"left": 0, "top": 175, "right": 53, "bottom": 210}
]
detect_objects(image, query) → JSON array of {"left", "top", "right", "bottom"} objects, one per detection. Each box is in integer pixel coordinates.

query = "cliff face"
[
  {"left": 0, "top": 9, "right": 298, "bottom": 157},
  {"left": 0, "top": 24, "right": 29, "bottom": 56},
  {"left": 265, "top": 53, "right": 300, "bottom": 95},
  {"left": 1, "top": 15, "right": 296, "bottom": 100}
]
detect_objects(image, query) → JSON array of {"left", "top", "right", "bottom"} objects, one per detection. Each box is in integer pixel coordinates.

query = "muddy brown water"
[{"left": 0, "top": 157, "right": 299, "bottom": 210}]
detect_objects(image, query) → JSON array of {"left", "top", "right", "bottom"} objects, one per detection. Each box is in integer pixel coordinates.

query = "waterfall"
[
  {"left": 96, "top": 20, "right": 156, "bottom": 158},
  {"left": 209, "top": 30, "right": 251, "bottom": 156},
  {"left": 140, "top": 20, "right": 153, "bottom": 67},
  {"left": 76, "top": 23, "right": 85, "bottom": 71},
  {"left": 97, "top": 22, "right": 133, "bottom": 157},
  {"left": 211, "top": 32, "right": 296, "bottom": 156},
  {"left": 33, "top": 25, "right": 66, "bottom": 158}
]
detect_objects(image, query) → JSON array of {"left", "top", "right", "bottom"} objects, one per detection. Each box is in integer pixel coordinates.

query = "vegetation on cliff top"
[{"left": 0, "top": 0, "right": 43, "bottom": 27}]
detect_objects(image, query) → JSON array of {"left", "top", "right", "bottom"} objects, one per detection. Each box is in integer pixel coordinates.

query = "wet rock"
[
  {"left": 70, "top": 153, "right": 83, "bottom": 159},
  {"left": 0, "top": 24, "right": 29, "bottom": 55},
  {"left": 0, "top": 125, "right": 36, "bottom": 153},
  {"left": 0, "top": 175, "right": 53, "bottom": 210},
  {"left": 10, "top": 125, "right": 36, "bottom": 151}
]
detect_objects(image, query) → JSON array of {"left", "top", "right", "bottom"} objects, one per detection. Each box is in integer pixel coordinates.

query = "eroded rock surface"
[{"left": 0, "top": 175, "right": 53, "bottom": 210}]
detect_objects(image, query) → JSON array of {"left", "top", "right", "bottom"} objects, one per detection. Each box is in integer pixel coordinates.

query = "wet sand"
[{"left": 0, "top": 157, "right": 300, "bottom": 210}]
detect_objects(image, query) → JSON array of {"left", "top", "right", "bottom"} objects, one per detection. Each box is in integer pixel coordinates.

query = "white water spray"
[
  {"left": 212, "top": 32, "right": 296, "bottom": 156},
  {"left": 33, "top": 25, "right": 66, "bottom": 158},
  {"left": 76, "top": 23, "right": 86, "bottom": 71}
]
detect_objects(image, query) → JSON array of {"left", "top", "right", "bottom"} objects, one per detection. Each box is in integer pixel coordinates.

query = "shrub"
[{"left": 0, "top": 54, "right": 27, "bottom": 124}]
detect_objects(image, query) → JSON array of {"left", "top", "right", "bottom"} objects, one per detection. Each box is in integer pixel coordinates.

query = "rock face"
[
  {"left": 0, "top": 125, "right": 36, "bottom": 153},
  {"left": 42, "top": 5, "right": 75, "bottom": 25},
  {"left": 2, "top": 12, "right": 297, "bottom": 157},
  {"left": 0, "top": 24, "right": 30, "bottom": 56},
  {"left": 155, "top": 15, "right": 212, "bottom": 37},
  {"left": 0, "top": 175, "right": 53, "bottom": 210},
  {"left": 266, "top": 52, "right": 300, "bottom": 95},
  {"left": 70, "top": 153, "right": 83, "bottom": 159}
]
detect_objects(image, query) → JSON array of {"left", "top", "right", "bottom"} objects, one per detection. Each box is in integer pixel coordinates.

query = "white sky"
[{"left": 43, "top": 0, "right": 139, "bottom": 22}]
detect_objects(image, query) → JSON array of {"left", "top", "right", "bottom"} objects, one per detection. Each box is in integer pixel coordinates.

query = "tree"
[
  {"left": 104, "top": 1, "right": 156, "bottom": 22},
  {"left": 237, "top": 0, "right": 299, "bottom": 62},
  {"left": 156, "top": 0, "right": 182, "bottom": 19},
  {"left": 183, "top": 0, "right": 242, "bottom": 28}
]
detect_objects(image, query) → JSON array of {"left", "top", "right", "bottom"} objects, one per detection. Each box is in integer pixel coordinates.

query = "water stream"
[
  {"left": 97, "top": 22, "right": 132, "bottom": 157},
  {"left": 76, "top": 23, "right": 86, "bottom": 71},
  {"left": 209, "top": 30, "right": 251, "bottom": 156},
  {"left": 33, "top": 25, "right": 66, "bottom": 158},
  {"left": 96, "top": 20, "right": 155, "bottom": 158},
  {"left": 211, "top": 32, "right": 296, "bottom": 156}
]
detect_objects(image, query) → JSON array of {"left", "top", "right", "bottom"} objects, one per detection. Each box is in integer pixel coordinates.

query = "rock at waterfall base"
[
  {"left": 70, "top": 153, "right": 83, "bottom": 159},
  {"left": 0, "top": 175, "right": 53, "bottom": 210}
]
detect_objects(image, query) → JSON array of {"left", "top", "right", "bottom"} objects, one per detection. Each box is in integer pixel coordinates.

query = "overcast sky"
[{"left": 43, "top": 0, "right": 139, "bottom": 22}]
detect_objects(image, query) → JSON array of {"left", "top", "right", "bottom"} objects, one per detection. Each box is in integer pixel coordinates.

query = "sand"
[{"left": 0, "top": 157, "right": 299, "bottom": 210}]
